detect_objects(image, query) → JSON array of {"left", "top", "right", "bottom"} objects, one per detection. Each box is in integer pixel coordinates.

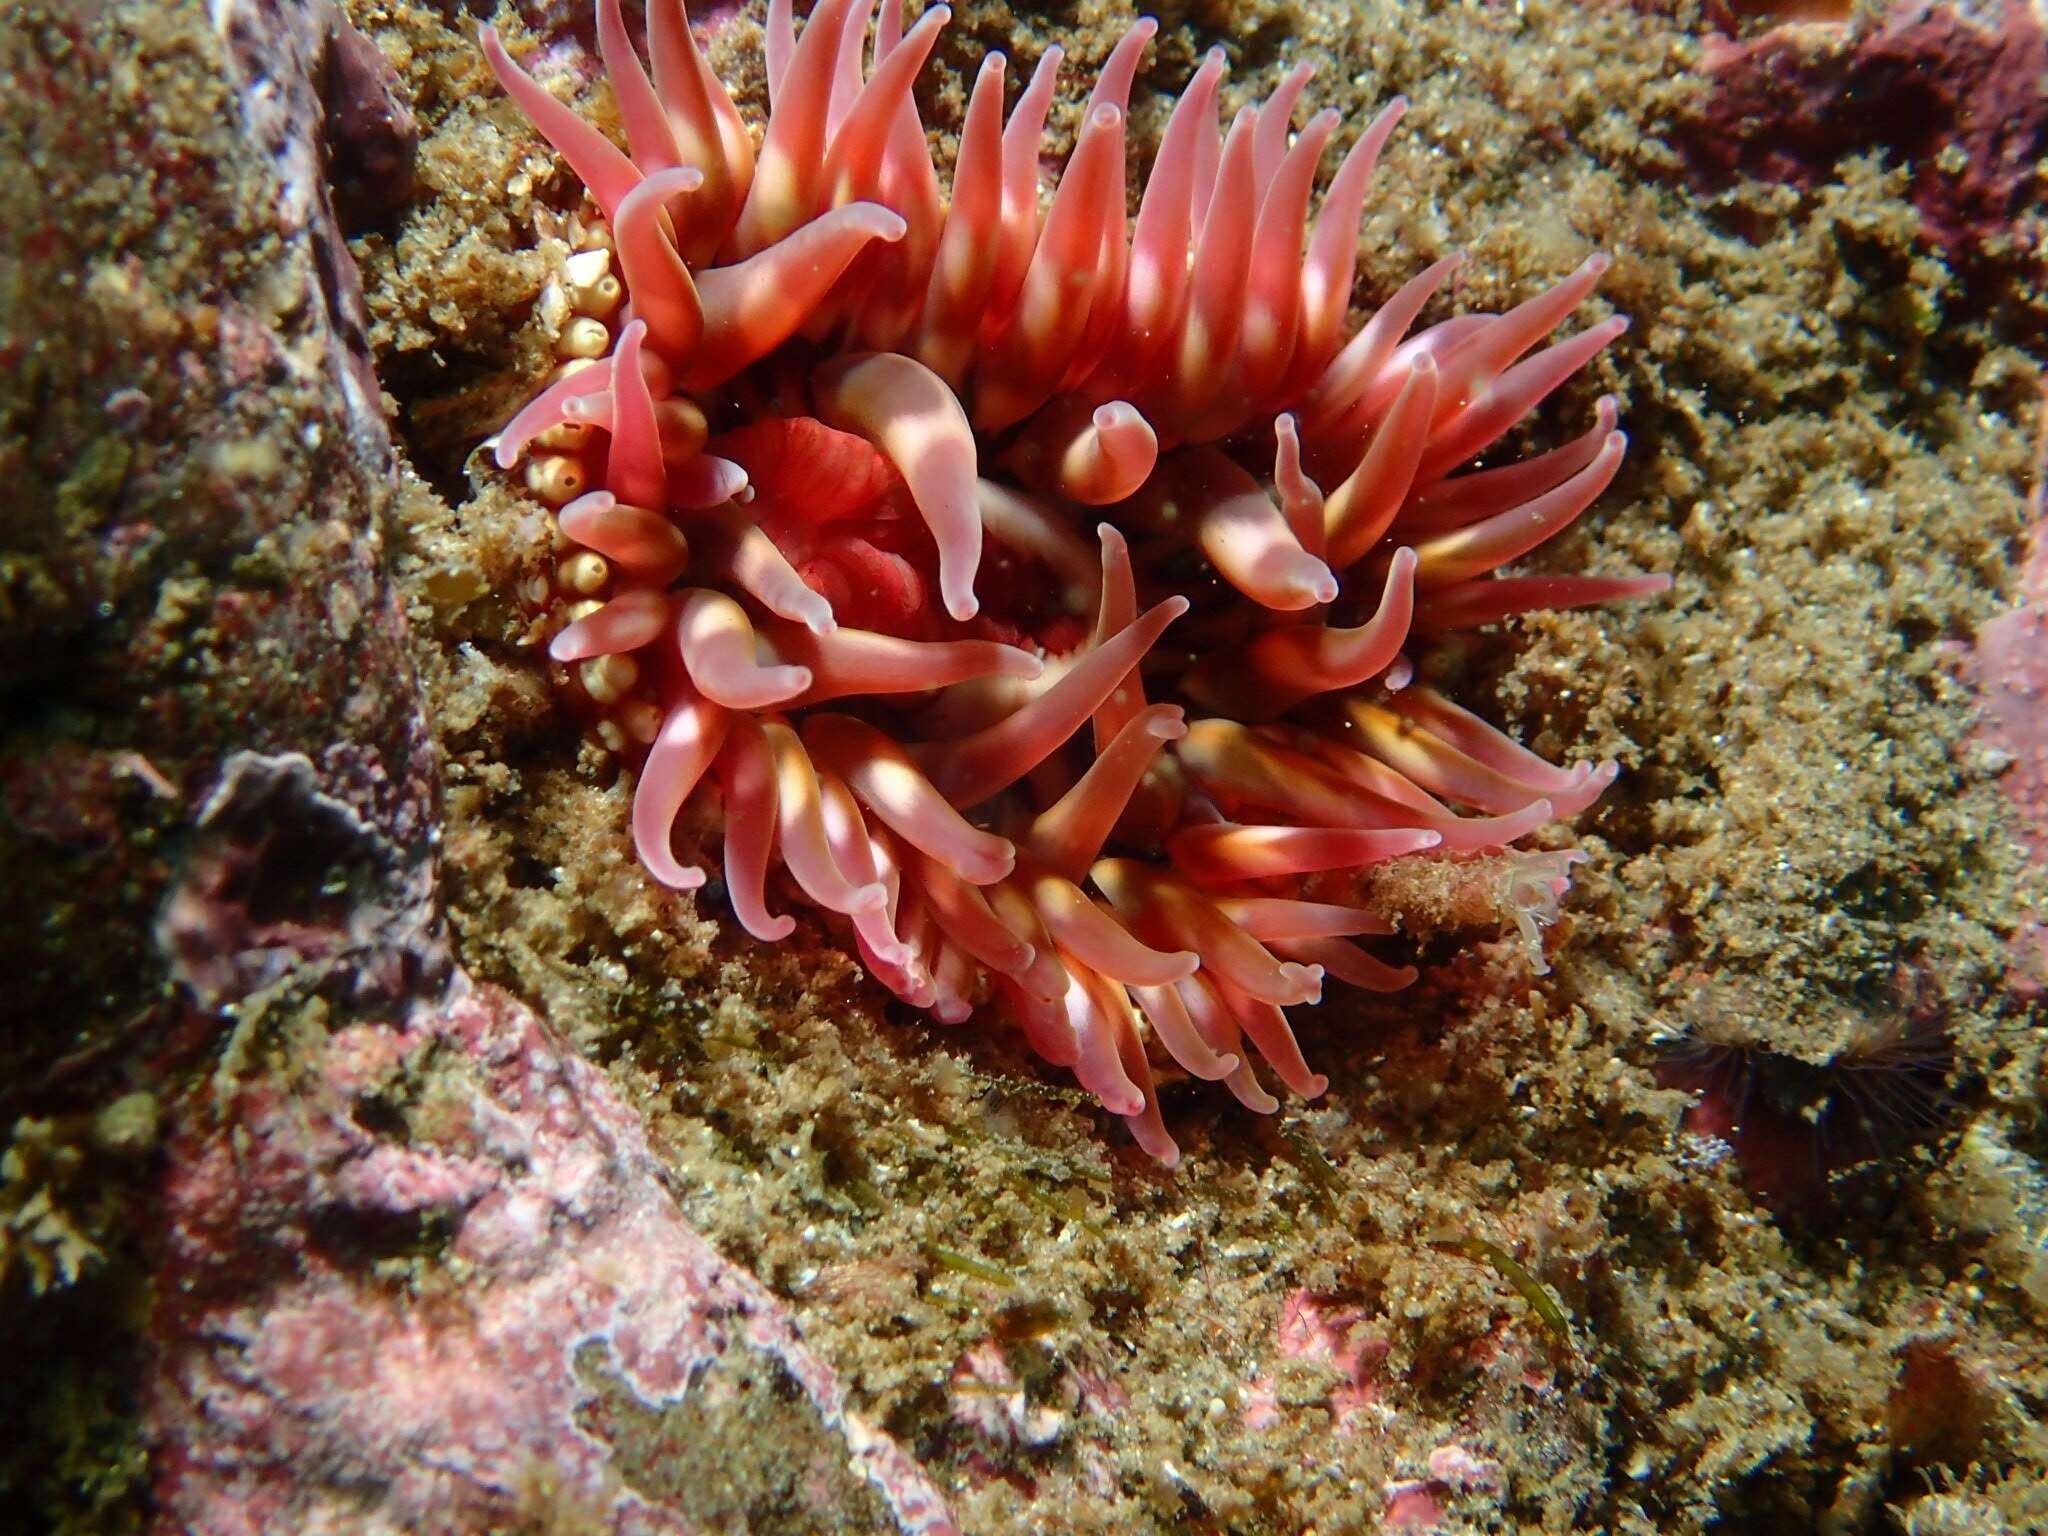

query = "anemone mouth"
[{"left": 483, "top": 0, "right": 1666, "bottom": 1162}]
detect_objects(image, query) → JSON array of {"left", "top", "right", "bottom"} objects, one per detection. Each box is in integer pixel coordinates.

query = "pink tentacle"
[
  {"left": 814, "top": 352, "right": 984, "bottom": 622},
  {"left": 633, "top": 688, "right": 730, "bottom": 889}
]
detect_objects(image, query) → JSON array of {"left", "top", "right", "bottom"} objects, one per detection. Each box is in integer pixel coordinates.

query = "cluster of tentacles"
[{"left": 482, "top": 0, "right": 1667, "bottom": 1161}]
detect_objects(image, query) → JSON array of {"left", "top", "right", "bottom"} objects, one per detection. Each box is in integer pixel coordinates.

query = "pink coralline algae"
[
  {"left": 1239, "top": 1291, "right": 1507, "bottom": 1530},
  {"left": 1240, "top": 1288, "right": 1389, "bottom": 1431},
  {"left": 1968, "top": 382, "right": 2048, "bottom": 997},
  {"left": 1382, "top": 1443, "right": 1503, "bottom": 1533},
  {"left": 150, "top": 972, "right": 959, "bottom": 1535},
  {"left": 484, "top": 0, "right": 1665, "bottom": 1159},
  {"left": 1685, "top": 1, "right": 2048, "bottom": 265}
]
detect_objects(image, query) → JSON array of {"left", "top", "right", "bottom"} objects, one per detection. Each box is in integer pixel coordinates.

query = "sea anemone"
[{"left": 480, "top": 0, "right": 1667, "bottom": 1162}]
